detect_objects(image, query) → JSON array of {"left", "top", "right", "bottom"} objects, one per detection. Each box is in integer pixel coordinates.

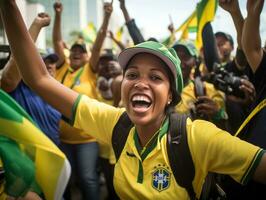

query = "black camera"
[{"left": 205, "top": 63, "right": 246, "bottom": 98}]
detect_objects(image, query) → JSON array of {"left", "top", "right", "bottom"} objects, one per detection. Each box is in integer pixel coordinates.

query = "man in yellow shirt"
[
  {"left": 52, "top": 1, "right": 113, "bottom": 199},
  {"left": 173, "top": 41, "right": 227, "bottom": 127}
]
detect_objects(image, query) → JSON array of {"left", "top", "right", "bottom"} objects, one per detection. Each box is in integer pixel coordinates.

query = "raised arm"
[
  {"left": 89, "top": 1, "right": 113, "bottom": 73},
  {"left": 242, "top": 0, "right": 265, "bottom": 72},
  {"left": 119, "top": 0, "right": 145, "bottom": 44},
  {"left": 1, "top": 13, "right": 50, "bottom": 93},
  {"left": 52, "top": 2, "right": 65, "bottom": 68},
  {"left": 119, "top": 0, "right": 131, "bottom": 22},
  {"left": 219, "top": 0, "right": 243, "bottom": 49},
  {"left": 219, "top": 0, "right": 248, "bottom": 69},
  {"left": 0, "top": 0, "right": 78, "bottom": 119},
  {"left": 108, "top": 30, "right": 125, "bottom": 51}
]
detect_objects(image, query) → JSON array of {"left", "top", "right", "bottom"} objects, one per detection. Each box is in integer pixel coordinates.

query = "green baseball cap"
[
  {"left": 172, "top": 40, "right": 198, "bottom": 57},
  {"left": 118, "top": 41, "right": 183, "bottom": 94}
]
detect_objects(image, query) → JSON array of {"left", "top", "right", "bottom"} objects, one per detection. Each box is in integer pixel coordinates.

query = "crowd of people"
[{"left": 0, "top": 0, "right": 266, "bottom": 199}]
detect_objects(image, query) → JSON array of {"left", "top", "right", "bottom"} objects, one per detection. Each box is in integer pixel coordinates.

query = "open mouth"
[{"left": 131, "top": 95, "right": 152, "bottom": 111}]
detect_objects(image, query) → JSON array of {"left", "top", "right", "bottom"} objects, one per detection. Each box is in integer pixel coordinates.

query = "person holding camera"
[
  {"left": 173, "top": 40, "right": 228, "bottom": 128},
  {"left": 217, "top": 0, "right": 266, "bottom": 199},
  {"left": 200, "top": 0, "right": 256, "bottom": 134}
]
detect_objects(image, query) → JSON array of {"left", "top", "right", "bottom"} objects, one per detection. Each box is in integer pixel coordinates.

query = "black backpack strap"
[
  {"left": 112, "top": 112, "right": 134, "bottom": 162},
  {"left": 167, "top": 113, "right": 197, "bottom": 200}
]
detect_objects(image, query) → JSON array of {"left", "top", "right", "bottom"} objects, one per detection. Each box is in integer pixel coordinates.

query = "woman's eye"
[
  {"left": 125, "top": 72, "right": 137, "bottom": 79},
  {"left": 150, "top": 74, "right": 162, "bottom": 81}
]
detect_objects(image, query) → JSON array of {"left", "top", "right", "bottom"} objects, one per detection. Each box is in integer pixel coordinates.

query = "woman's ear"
[{"left": 167, "top": 93, "right": 172, "bottom": 105}]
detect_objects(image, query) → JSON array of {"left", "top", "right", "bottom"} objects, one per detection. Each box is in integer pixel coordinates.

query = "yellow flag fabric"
[
  {"left": 177, "top": 11, "right": 197, "bottom": 41},
  {"left": 116, "top": 25, "right": 124, "bottom": 42},
  {"left": 173, "top": 0, "right": 217, "bottom": 49},
  {"left": 0, "top": 89, "right": 70, "bottom": 200},
  {"left": 82, "top": 22, "right": 97, "bottom": 44},
  {"left": 196, "top": 0, "right": 218, "bottom": 48},
  {"left": 175, "top": 10, "right": 197, "bottom": 34}
]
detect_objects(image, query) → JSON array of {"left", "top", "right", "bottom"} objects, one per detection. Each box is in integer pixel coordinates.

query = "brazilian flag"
[
  {"left": 196, "top": 0, "right": 218, "bottom": 48},
  {"left": 0, "top": 135, "right": 40, "bottom": 198},
  {"left": 82, "top": 22, "right": 97, "bottom": 44},
  {"left": 0, "top": 89, "right": 70, "bottom": 200}
]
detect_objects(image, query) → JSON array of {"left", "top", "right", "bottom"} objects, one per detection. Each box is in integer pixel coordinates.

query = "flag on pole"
[
  {"left": 0, "top": 135, "right": 39, "bottom": 198},
  {"left": 115, "top": 25, "right": 124, "bottom": 42},
  {"left": 176, "top": 10, "right": 197, "bottom": 41},
  {"left": 175, "top": 10, "right": 197, "bottom": 34},
  {"left": 162, "top": 10, "right": 197, "bottom": 47},
  {"left": 170, "top": 0, "right": 217, "bottom": 49},
  {"left": 0, "top": 89, "right": 70, "bottom": 200},
  {"left": 82, "top": 22, "right": 97, "bottom": 44},
  {"left": 196, "top": 0, "right": 218, "bottom": 48}
]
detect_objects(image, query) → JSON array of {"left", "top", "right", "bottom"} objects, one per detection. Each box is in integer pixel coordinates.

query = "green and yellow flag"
[
  {"left": 0, "top": 89, "right": 70, "bottom": 200},
  {"left": 82, "top": 22, "right": 97, "bottom": 44},
  {"left": 177, "top": 10, "right": 197, "bottom": 41},
  {"left": 162, "top": 10, "right": 197, "bottom": 47},
  {"left": 172, "top": 0, "right": 217, "bottom": 49},
  {"left": 116, "top": 25, "right": 124, "bottom": 42},
  {"left": 161, "top": 33, "right": 176, "bottom": 47},
  {"left": 175, "top": 10, "right": 197, "bottom": 34},
  {"left": 196, "top": 0, "right": 218, "bottom": 48},
  {"left": 0, "top": 135, "right": 39, "bottom": 198}
]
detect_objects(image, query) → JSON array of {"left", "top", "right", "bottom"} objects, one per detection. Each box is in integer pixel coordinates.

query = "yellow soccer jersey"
[
  {"left": 0, "top": 185, "right": 6, "bottom": 200},
  {"left": 72, "top": 95, "right": 264, "bottom": 200},
  {"left": 176, "top": 81, "right": 225, "bottom": 115},
  {"left": 96, "top": 94, "right": 116, "bottom": 163},
  {"left": 56, "top": 61, "right": 98, "bottom": 143},
  {"left": 56, "top": 61, "right": 98, "bottom": 99}
]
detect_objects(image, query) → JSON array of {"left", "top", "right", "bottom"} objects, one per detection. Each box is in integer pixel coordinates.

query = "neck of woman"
[{"left": 135, "top": 114, "right": 166, "bottom": 147}]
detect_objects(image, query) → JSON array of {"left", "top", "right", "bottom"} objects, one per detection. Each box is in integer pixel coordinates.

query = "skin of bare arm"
[
  {"left": 89, "top": 1, "right": 113, "bottom": 73},
  {"left": 1, "top": 13, "right": 51, "bottom": 92},
  {"left": 52, "top": 2, "right": 66, "bottom": 68},
  {"left": 242, "top": 0, "right": 265, "bottom": 72},
  {"left": 0, "top": 1, "right": 78, "bottom": 119}
]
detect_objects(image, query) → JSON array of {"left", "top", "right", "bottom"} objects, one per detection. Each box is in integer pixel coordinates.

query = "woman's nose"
[{"left": 134, "top": 80, "right": 149, "bottom": 89}]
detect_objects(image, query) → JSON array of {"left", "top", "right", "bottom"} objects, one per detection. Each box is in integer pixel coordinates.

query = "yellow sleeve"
[
  {"left": 71, "top": 95, "right": 125, "bottom": 145},
  {"left": 205, "top": 82, "right": 225, "bottom": 110},
  {"left": 55, "top": 61, "right": 69, "bottom": 82},
  {"left": 175, "top": 82, "right": 195, "bottom": 114},
  {"left": 187, "top": 119, "right": 263, "bottom": 184},
  {"left": 175, "top": 82, "right": 226, "bottom": 114}
]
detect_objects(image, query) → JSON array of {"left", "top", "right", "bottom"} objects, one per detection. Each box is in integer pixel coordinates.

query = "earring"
[{"left": 168, "top": 101, "right": 171, "bottom": 105}]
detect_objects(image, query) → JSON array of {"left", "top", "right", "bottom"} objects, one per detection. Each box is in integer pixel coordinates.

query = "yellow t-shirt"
[
  {"left": 176, "top": 81, "right": 225, "bottom": 115},
  {"left": 0, "top": 161, "right": 6, "bottom": 200},
  {"left": 0, "top": 185, "right": 6, "bottom": 200},
  {"left": 72, "top": 95, "right": 263, "bottom": 200},
  {"left": 56, "top": 61, "right": 98, "bottom": 143},
  {"left": 96, "top": 93, "right": 116, "bottom": 164}
]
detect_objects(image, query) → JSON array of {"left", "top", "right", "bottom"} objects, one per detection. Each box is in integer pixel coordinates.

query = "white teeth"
[{"left": 132, "top": 95, "right": 151, "bottom": 103}]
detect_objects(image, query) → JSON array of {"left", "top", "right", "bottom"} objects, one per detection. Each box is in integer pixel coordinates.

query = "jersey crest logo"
[{"left": 152, "top": 166, "right": 171, "bottom": 192}]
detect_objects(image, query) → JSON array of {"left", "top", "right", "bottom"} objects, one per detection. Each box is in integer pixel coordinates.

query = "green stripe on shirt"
[
  {"left": 70, "top": 94, "right": 82, "bottom": 126},
  {"left": 241, "top": 149, "right": 265, "bottom": 185}
]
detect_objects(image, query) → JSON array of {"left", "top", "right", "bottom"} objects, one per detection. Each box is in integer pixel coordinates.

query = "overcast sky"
[{"left": 111, "top": 0, "right": 266, "bottom": 46}]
